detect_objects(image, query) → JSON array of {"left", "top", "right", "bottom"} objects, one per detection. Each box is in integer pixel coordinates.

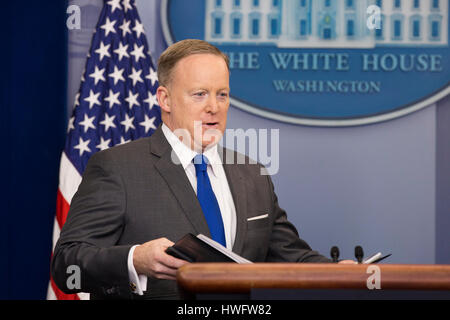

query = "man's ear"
[{"left": 156, "top": 86, "right": 171, "bottom": 113}]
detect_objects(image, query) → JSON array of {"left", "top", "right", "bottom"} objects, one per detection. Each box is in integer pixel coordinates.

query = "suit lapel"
[
  {"left": 222, "top": 149, "right": 248, "bottom": 255},
  {"left": 150, "top": 127, "right": 211, "bottom": 237}
]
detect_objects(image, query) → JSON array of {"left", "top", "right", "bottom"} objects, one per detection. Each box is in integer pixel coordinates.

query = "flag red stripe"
[{"left": 56, "top": 189, "right": 70, "bottom": 229}]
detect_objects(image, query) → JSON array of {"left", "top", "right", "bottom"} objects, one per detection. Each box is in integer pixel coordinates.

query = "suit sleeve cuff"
[{"left": 127, "top": 245, "right": 148, "bottom": 295}]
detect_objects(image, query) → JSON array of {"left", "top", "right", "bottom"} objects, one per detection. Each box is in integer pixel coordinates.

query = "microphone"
[
  {"left": 330, "top": 246, "right": 340, "bottom": 263},
  {"left": 355, "top": 246, "right": 364, "bottom": 263}
]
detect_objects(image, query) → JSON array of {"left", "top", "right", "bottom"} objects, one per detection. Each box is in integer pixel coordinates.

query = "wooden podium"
[{"left": 177, "top": 263, "right": 450, "bottom": 299}]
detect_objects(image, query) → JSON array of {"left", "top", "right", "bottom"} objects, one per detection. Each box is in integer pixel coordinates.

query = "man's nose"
[{"left": 205, "top": 95, "right": 219, "bottom": 113}]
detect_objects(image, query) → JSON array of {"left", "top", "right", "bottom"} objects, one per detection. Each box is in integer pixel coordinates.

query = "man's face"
[{"left": 157, "top": 53, "right": 230, "bottom": 151}]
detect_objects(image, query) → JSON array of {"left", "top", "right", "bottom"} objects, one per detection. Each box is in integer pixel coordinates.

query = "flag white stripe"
[
  {"left": 47, "top": 217, "right": 60, "bottom": 300},
  {"left": 59, "top": 152, "right": 82, "bottom": 205},
  {"left": 51, "top": 216, "right": 60, "bottom": 252},
  {"left": 46, "top": 284, "right": 57, "bottom": 300}
]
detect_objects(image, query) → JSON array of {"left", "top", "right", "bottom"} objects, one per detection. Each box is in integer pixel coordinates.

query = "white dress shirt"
[{"left": 127, "top": 123, "right": 237, "bottom": 295}]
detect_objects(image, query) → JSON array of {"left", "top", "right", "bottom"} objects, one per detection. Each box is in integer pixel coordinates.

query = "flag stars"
[
  {"left": 67, "top": 116, "right": 75, "bottom": 133},
  {"left": 79, "top": 114, "right": 97, "bottom": 133},
  {"left": 128, "top": 67, "right": 143, "bottom": 86},
  {"left": 74, "top": 137, "right": 91, "bottom": 156},
  {"left": 119, "top": 19, "right": 132, "bottom": 37},
  {"left": 123, "top": 0, "right": 132, "bottom": 13},
  {"left": 130, "top": 43, "right": 145, "bottom": 62},
  {"left": 95, "top": 41, "right": 111, "bottom": 61},
  {"left": 133, "top": 20, "right": 145, "bottom": 38},
  {"left": 100, "top": 17, "right": 116, "bottom": 36},
  {"left": 139, "top": 115, "right": 157, "bottom": 134},
  {"left": 100, "top": 113, "right": 117, "bottom": 132},
  {"left": 119, "top": 136, "right": 130, "bottom": 145},
  {"left": 120, "top": 113, "right": 135, "bottom": 133},
  {"left": 89, "top": 66, "right": 106, "bottom": 85},
  {"left": 84, "top": 90, "right": 101, "bottom": 109},
  {"left": 66, "top": 0, "right": 161, "bottom": 162},
  {"left": 103, "top": 89, "right": 121, "bottom": 108},
  {"left": 143, "top": 91, "right": 158, "bottom": 110},
  {"left": 113, "top": 42, "right": 129, "bottom": 61},
  {"left": 74, "top": 92, "right": 80, "bottom": 108},
  {"left": 146, "top": 67, "right": 158, "bottom": 86},
  {"left": 108, "top": 66, "right": 125, "bottom": 85},
  {"left": 107, "top": 0, "right": 122, "bottom": 13},
  {"left": 96, "top": 137, "right": 111, "bottom": 151},
  {"left": 125, "top": 90, "right": 140, "bottom": 109}
]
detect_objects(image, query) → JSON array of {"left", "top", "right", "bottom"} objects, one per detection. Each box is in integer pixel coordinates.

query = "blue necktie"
[{"left": 193, "top": 154, "right": 226, "bottom": 247}]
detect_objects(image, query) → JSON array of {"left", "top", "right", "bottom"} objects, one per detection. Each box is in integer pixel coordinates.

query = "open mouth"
[{"left": 202, "top": 122, "right": 219, "bottom": 128}]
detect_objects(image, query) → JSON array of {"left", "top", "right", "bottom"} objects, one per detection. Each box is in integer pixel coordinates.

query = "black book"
[{"left": 165, "top": 233, "right": 252, "bottom": 263}]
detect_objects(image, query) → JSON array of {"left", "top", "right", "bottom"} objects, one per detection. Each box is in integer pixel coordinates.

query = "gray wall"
[
  {"left": 226, "top": 101, "right": 437, "bottom": 264},
  {"left": 436, "top": 95, "right": 450, "bottom": 264}
]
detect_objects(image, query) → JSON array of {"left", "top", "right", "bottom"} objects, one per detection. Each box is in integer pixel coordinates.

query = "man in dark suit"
[{"left": 51, "top": 39, "right": 334, "bottom": 300}]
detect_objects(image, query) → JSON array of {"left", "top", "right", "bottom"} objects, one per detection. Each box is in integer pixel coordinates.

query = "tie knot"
[{"left": 193, "top": 154, "right": 209, "bottom": 173}]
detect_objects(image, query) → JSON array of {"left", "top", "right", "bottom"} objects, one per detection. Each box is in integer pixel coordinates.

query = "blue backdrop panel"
[{"left": 0, "top": 1, "right": 67, "bottom": 299}]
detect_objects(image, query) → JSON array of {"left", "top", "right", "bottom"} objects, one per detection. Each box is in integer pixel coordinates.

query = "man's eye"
[{"left": 195, "top": 92, "right": 205, "bottom": 97}]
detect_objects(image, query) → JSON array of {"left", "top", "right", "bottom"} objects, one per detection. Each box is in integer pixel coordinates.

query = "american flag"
[{"left": 47, "top": 0, "right": 161, "bottom": 300}]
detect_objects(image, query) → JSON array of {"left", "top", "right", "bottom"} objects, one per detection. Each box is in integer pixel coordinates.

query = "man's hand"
[{"left": 133, "top": 238, "right": 188, "bottom": 280}]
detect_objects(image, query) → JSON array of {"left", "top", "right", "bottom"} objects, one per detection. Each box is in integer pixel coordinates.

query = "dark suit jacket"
[{"left": 51, "top": 126, "right": 330, "bottom": 299}]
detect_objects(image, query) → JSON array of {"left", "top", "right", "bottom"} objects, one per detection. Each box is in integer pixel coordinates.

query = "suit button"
[{"left": 105, "top": 287, "right": 116, "bottom": 294}]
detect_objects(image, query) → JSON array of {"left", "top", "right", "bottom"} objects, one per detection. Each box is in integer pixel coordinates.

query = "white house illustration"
[{"left": 204, "top": 0, "right": 448, "bottom": 48}]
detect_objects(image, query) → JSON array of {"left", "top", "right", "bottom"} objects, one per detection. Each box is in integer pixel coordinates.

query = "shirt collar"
[{"left": 161, "top": 123, "right": 222, "bottom": 177}]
